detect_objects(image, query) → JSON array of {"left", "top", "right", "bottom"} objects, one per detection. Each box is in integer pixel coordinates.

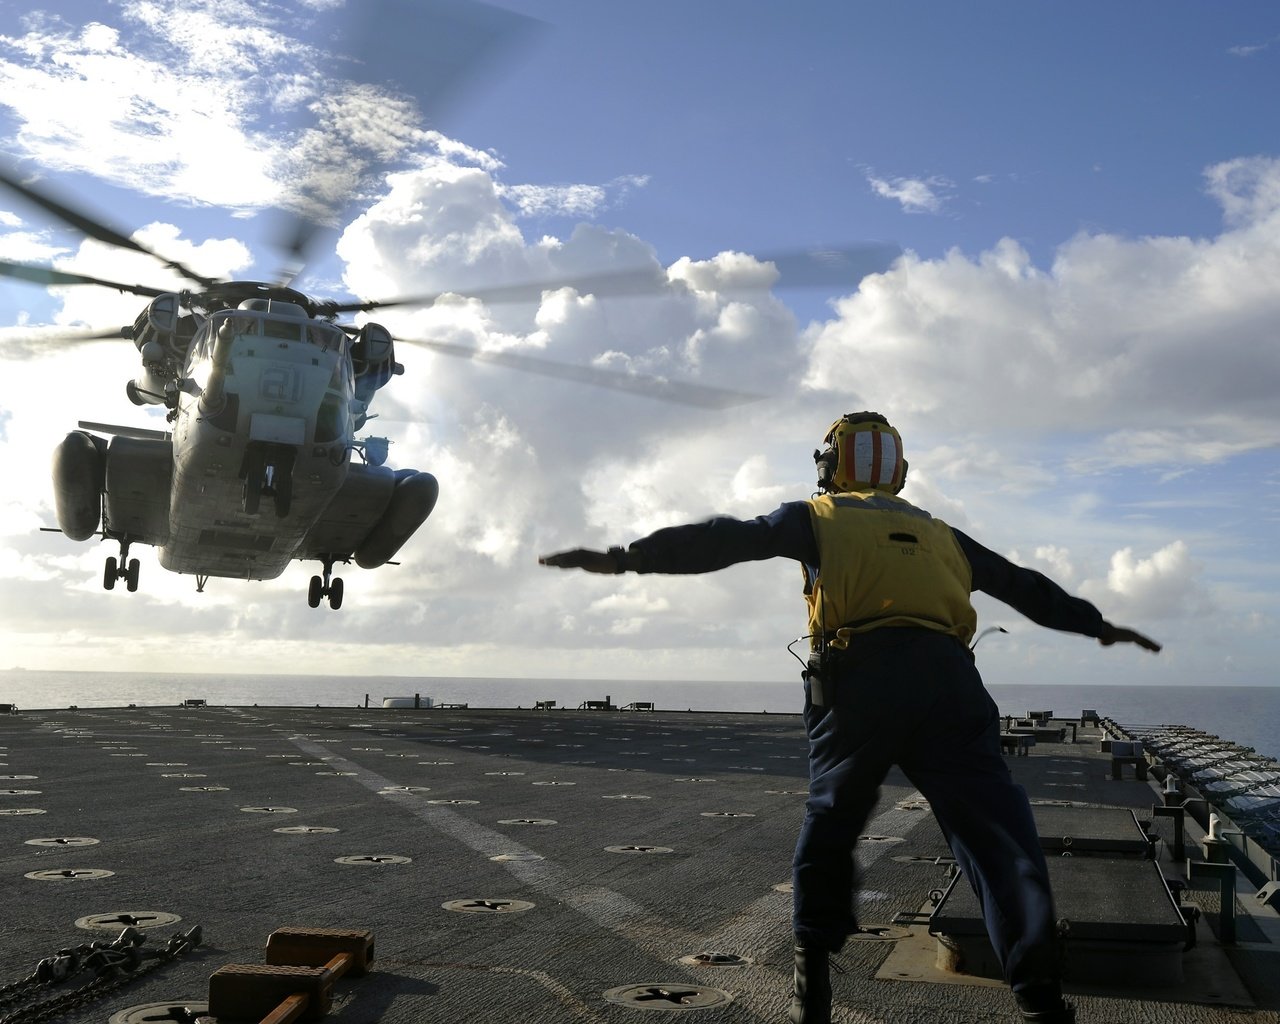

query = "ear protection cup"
[{"left": 813, "top": 446, "right": 838, "bottom": 490}]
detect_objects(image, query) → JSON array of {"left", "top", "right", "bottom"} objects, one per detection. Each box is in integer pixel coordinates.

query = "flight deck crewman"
[{"left": 540, "top": 412, "right": 1161, "bottom": 1024}]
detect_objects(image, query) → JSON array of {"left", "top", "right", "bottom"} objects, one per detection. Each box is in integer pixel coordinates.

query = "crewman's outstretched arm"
[
  {"left": 953, "top": 528, "right": 1161, "bottom": 653},
  {"left": 540, "top": 503, "right": 815, "bottom": 576}
]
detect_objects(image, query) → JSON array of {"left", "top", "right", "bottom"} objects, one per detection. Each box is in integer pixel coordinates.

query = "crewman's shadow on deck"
[{"left": 330, "top": 974, "right": 438, "bottom": 1020}]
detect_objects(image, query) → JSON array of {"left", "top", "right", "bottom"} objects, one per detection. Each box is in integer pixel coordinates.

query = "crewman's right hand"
[
  {"left": 539, "top": 548, "right": 623, "bottom": 574},
  {"left": 1099, "top": 623, "right": 1162, "bottom": 653}
]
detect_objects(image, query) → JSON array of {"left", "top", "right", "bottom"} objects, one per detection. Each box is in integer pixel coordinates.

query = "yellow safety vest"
[{"left": 805, "top": 492, "right": 977, "bottom": 649}]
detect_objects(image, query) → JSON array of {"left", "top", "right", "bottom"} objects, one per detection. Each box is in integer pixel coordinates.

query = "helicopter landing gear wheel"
[
  {"left": 308, "top": 556, "right": 346, "bottom": 610},
  {"left": 102, "top": 538, "right": 138, "bottom": 593}
]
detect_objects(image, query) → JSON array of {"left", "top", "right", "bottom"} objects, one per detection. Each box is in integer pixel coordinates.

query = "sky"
[{"left": 0, "top": 0, "right": 1278, "bottom": 691}]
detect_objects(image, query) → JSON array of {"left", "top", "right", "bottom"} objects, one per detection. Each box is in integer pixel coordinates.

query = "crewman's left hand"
[
  {"left": 539, "top": 548, "right": 620, "bottom": 574},
  {"left": 1099, "top": 623, "right": 1162, "bottom": 652}
]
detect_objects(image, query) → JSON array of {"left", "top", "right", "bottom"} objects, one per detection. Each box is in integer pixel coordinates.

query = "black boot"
[
  {"left": 1018, "top": 1005, "right": 1075, "bottom": 1023},
  {"left": 1015, "top": 985, "right": 1076, "bottom": 1023},
  {"left": 788, "top": 939, "right": 831, "bottom": 1024}
]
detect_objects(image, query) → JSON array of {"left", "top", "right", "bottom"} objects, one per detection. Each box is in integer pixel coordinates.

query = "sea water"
[{"left": 2, "top": 670, "right": 1278, "bottom": 761}]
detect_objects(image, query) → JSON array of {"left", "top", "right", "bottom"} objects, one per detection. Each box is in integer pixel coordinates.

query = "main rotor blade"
[
  {"left": 271, "top": 0, "right": 544, "bottom": 284},
  {"left": 401, "top": 336, "right": 764, "bottom": 409},
  {"left": 1, "top": 325, "right": 129, "bottom": 358},
  {"left": 329, "top": 242, "right": 902, "bottom": 314},
  {"left": 0, "top": 162, "right": 219, "bottom": 289},
  {"left": 346, "top": 0, "right": 544, "bottom": 119},
  {"left": 330, "top": 266, "right": 666, "bottom": 313},
  {"left": 0, "top": 258, "right": 168, "bottom": 297}
]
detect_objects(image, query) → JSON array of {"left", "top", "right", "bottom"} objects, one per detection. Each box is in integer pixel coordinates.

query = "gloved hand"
[
  {"left": 1099, "top": 623, "right": 1162, "bottom": 652},
  {"left": 539, "top": 548, "right": 624, "bottom": 574}
]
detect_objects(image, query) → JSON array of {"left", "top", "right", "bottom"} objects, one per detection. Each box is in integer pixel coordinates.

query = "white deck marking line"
[
  {"left": 289, "top": 738, "right": 647, "bottom": 924},
  {"left": 290, "top": 738, "right": 914, "bottom": 1023}
]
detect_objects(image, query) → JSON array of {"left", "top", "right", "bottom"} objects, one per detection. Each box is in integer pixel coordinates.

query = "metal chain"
[
  {"left": 0, "top": 943, "right": 100, "bottom": 1011},
  {"left": 0, "top": 925, "right": 202, "bottom": 1024},
  {"left": 0, "top": 978, "right": 41, "bottom": 1012}
]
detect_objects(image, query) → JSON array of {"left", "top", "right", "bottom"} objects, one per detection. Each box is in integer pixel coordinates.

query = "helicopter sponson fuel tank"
[
  {"left": 52, "top": 429, "right": 109, "bottom": 541},
  {"left": 54, "top": 427, "right": 174, "bottom": 547},
  {"left": 53, "top": 426, "right": 173, "bottom": 594},
  {"left": 302, "top": 466, "right": 440, "bottom": 571}
]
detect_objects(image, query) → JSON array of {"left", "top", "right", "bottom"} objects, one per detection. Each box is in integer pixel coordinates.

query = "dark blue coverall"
[{"left": 624, "top": 500, "right": 1106, "bottom": 998}]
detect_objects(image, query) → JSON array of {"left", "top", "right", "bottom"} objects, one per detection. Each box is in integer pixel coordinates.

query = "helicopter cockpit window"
[
  {"left": 209, "top": 312, "right": 260, "bottom": 341},
  {"left": 327, "top": 357, "right": 353, "bottom": 394},
  {"left": 189, "top": 321, "right": 213, "bottom": 362},
  {"left": 307, "top": 322, "right": 346, "bottom": 353},
  {"left": 262, "top": 318, "right": 305, "bottom": 342}
]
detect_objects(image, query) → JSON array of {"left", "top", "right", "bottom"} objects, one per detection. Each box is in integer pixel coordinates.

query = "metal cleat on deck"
[
  {"left": 208, "top": 927, "right": 373, "bottom": 1023},
  {"left": 1104, "top": 739, "right": 1148, "bottom": 780},
  {"left": 1000, "top": 732, "right": 1034, "bottom": 756}
]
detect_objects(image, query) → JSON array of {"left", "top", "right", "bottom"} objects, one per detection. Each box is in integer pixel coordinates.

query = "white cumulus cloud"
[
  {"left": 806, "top": 157, "right": 1280, "bottom": 463},
  {"left": 1080, "top": 541, "right": 1210, "bottom": 620}
]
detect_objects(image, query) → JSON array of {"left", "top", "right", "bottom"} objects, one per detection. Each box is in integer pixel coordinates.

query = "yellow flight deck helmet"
[{"left": 814, "top": 412, "right": 907, "bottom": 494}]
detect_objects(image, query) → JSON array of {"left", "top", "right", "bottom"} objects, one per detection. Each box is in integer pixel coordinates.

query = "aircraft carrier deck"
[{"left": 3, "top": 701, "right": 1279, "bottom": 1023}]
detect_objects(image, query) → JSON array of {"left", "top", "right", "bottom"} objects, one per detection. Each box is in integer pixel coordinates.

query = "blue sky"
[
  {"left": 456, "top": 4, "right": 1279, "bottom": 270},
  {"left": 0, "top": 0, "right": 1277, "bottom": 691}
]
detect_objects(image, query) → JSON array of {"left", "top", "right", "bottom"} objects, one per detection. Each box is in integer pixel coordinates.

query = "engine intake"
[{"left": 352, "top": 323, "right": 403, "bottom": 409}]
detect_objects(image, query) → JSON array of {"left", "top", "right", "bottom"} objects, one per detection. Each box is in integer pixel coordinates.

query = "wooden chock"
[
  {"left": 208, "top": 963, "right": 332, "bottom": 1022},
  {"left": 265, "top": 926, "right": 375, "bottom": 977}
]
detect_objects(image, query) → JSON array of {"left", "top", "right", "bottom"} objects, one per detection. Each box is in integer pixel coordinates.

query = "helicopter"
[
  {"left": 21, "top": 231, "right": 439, "bottom": 611},
  {"left": 0, "top": 0, "right": 903, "bottom": 612},
  {"left": 5, "top": 163, "right": 871, "bottom": 609}
]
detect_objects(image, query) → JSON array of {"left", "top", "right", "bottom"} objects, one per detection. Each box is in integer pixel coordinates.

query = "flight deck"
[{"left": 3, "top": 702, "right": 1278, "bottom": 1023}]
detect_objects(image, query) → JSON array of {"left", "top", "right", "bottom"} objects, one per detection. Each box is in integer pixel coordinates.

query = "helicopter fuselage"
[{"left": 160, "top": 304, "right": 353, "bottom": 580}]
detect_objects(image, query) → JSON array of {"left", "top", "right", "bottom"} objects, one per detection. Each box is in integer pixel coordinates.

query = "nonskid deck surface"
[{"left": 2, "top": 704, "right": 1278, "bottom": 1023}]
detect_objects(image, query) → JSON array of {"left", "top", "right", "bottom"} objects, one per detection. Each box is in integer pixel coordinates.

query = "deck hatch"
[{"left": 930, "top": 856, "right": 1189, "bottom": 985}]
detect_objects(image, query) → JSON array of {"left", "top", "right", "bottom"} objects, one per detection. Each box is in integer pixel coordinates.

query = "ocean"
[{"left": 2, "top": 670, "right": 1278, "bottom": 762}]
